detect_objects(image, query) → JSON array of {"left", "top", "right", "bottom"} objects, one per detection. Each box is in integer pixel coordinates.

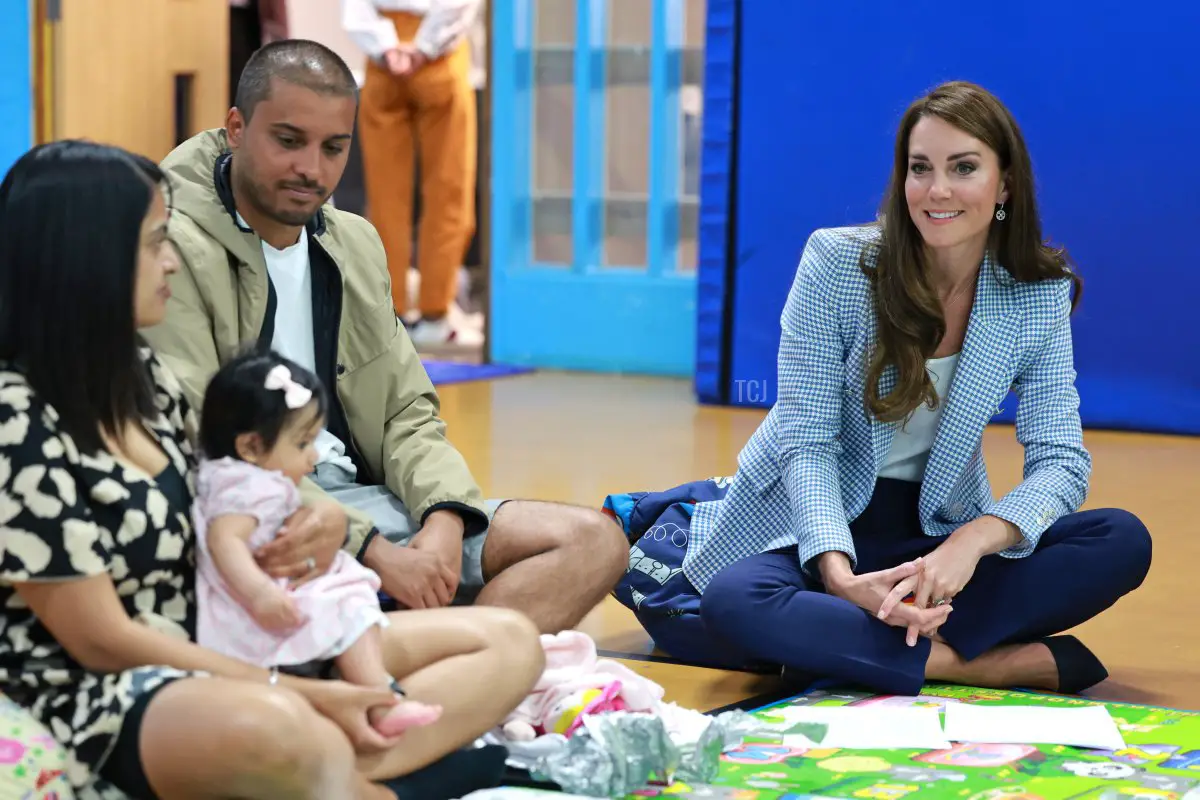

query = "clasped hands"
[
  {"left": 382, "top": 44, "right": 429, "bottom": 77},
  {"left": 819, "top": 531, "right": 986, "bottom": 647},
  {"left": 362, "top": 510, "right": 465, "bottom": 610}
]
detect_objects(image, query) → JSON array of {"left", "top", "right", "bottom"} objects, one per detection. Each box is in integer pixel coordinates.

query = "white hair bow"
[{"left": 264, "top": 364, "right": 313, "bottom": 409}]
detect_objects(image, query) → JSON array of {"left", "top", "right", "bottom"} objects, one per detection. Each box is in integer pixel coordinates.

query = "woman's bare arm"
[{"left": 16, "top": 574, "right": 289, "bottom": 685}]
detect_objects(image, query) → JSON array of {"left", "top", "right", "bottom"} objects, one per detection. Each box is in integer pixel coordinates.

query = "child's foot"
[{"left": 369, "top": 698, "right": 443, "bottom": 737}]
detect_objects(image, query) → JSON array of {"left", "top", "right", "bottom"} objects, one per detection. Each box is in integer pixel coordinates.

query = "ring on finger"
[
  {"left": 304, "top": 556, "right": 317, "bottom": 571},
  {"left": 933, "top": 598, "right": 948, "bottom": 606}
]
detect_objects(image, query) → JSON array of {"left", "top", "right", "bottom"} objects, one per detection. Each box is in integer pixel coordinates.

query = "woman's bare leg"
[
  {"left": 138, "top": 677, "right": 387, "bottom": 800},
  {"left": 355, "top": 606, "right": 545, "bottom": 781},
  {"left": 926, "top": 640, "right": 1059, "bottom": 689},
  {"left": 335, "top": 625, "right": 444, "bottom": 735}
]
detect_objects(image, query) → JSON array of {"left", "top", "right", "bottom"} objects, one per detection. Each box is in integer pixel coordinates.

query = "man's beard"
[
  {"left": 240, "top": 172, "right": 326, "bottom": 227},
  {"left": 265, "top": 201, "right": 314, "bottom": 226}
]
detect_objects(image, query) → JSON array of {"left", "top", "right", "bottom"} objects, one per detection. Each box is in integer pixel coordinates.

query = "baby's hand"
[{"left": 249, "top": 585, "right": 305, "bottom": 632}]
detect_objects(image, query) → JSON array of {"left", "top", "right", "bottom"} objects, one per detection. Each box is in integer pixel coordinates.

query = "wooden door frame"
[
  {"left": 481, "top": 2, "right": 493, "bottom": 364},
  {"left": 32, "top": 0, "right": 56, "bottom": 144}
]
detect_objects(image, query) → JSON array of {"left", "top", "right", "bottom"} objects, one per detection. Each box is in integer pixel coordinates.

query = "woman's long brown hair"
[{"left": 862, "top": 80, "right": 1082, "bottom": 423}]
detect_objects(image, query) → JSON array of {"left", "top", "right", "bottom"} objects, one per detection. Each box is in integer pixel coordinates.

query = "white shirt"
[
  {"left": 878, "top": 352, "right": 961, "bottom": 482},
  {"left": 245, "top": 217, "right": 357, "bottom": 475},
  {"left": 467, "top": 0, "right": 486, "bottom": 89},
  {"left": 340, "top": 0, "right": 482, "bottom": 60}
]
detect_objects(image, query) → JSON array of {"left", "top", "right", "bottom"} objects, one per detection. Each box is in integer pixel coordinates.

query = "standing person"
[
  {"left": 0, "top": 139, "right": 543, "bottom": 800},
  {"left": 142, "top": 39, "right": 628, "bottom": 635},
  {"left": 341, "top": 0, "right": 482, "bottom": 345},
  {"left": 609, "top": 81, "right": 1152, "bottom": 697}
]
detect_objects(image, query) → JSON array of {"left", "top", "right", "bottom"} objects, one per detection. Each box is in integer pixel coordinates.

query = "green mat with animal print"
[{"left": 628, "top": 685, "right": 1200, "bottom": 799}]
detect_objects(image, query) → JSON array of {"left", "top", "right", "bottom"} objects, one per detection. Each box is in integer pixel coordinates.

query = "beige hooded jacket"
[{"left": 142, "top": 129, "right": 488, "bottom": 556}]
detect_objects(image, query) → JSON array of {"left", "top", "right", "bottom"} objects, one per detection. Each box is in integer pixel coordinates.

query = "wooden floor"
[{"left": 436, "top": 370, "right": 1200, "bottom": 712}]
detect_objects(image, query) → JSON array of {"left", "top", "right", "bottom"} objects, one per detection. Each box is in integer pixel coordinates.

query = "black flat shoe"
[
  {"left": 384, "top": 744, "right": 509, "bottom": 800},
  {"left": 1042, "top": 635, "right": 1109, "bottom": 695}
]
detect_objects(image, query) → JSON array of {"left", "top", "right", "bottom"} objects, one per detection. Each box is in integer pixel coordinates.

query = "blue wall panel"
[
  {"left": 0, "top": 3, "right": 32, "bottom": 175},
  {"left": 692, "top": 0, "right": 737, "bottom": 403},
  {"left": 726, "top": 0, "right": 1200, "bottom": 435}
]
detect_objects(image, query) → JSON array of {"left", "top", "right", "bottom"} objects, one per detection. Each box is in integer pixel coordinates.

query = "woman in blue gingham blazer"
[{"left": 660, "top": 82, "right": 1150, "bottom": 697}]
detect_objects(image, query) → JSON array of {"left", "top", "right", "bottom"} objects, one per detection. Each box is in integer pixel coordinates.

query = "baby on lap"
[{"left": 192, "top": 348, "right": 440, "bottom": 736}]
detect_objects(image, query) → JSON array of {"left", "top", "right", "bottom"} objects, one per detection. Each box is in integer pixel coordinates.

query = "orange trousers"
[{"left": 358, "top": 11, "right": 476, "bottom": 318}]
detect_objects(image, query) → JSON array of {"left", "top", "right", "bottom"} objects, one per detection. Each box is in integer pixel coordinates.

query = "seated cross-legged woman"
[{"left": 620, "top": 80, "right": 1151, "bottom": 698}]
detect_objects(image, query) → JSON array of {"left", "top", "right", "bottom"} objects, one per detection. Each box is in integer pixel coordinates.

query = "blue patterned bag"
[{"left": 603, "top": 478, "right": 753, "bottom": 668}]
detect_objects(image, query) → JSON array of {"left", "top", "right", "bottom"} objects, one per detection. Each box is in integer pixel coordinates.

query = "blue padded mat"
[
  {"left": 422, "top": 360, "right": 534, "bottom": 386},
  {"left": 713, "top": 0, "right": 1200, "bottom": 436},
  {"left": 692, "top": 0, "right": 738, "bottom": 405}
]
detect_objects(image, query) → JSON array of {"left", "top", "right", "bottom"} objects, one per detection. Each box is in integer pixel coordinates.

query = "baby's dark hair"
[{"left": 199, "top": 348, "right": 328, "bottom": 460}]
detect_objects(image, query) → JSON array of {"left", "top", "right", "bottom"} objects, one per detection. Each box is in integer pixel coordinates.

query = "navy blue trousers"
[{"left": 699, "top": 479, "right": 1152, "bottom": 696}]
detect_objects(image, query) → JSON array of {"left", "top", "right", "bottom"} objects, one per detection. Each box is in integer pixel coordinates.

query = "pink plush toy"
[
  {"left": 501, "top": 632, "right": 664, "bottom": 741},
  {"left": 545, "top": 681, "right": 629, "bottom": 737}
]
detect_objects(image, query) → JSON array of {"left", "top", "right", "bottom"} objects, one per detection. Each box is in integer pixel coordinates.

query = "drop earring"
[{"left": 995, "top": 202, "right": 1007, "bottom": 222}]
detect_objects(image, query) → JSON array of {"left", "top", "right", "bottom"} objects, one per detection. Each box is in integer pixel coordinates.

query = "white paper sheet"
[
  {"left": 943, "top": 703, "right": 1126, "bottom": 751},
  {"left": 768, "top": 705, "right": 952, "bottom": 750}
]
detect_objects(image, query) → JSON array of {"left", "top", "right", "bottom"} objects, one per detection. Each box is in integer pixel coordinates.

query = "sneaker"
[
  {"left": 447, "top": 300, "right": 484, "bottom": 334},
  {"left": 408, "top": 317, "right": 484, "bottom": 349}
]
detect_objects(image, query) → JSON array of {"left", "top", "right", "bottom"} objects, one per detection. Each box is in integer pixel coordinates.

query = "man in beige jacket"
[{"left": 144, "top": 39, "right": 627, "bottom": 633}]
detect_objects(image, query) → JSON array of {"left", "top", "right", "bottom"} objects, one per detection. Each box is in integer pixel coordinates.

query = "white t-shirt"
[
  {"left": 877, "top": 352, "right": 961, "bottom": 482},
  {"left": 248, "top": 219, "right": 357, "bottom": 476}
]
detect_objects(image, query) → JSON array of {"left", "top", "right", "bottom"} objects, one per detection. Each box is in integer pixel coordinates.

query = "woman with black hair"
[{"left": 0, "top": 139, "right": 542, "bottom": 799}]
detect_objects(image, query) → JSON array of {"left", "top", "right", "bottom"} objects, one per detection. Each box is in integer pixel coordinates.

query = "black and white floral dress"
[{"left": 0, "top": 349, "right": 203, "bottom": 799}]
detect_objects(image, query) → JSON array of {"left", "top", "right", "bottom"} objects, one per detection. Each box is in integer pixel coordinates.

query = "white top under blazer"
[{"left": 878, "top": 352, "right": 962, "bottom": 481}]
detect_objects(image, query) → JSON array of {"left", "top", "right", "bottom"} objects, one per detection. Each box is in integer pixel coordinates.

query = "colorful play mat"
[{"left": 618, "top": 685, "right": 1200, "bottom": 799}]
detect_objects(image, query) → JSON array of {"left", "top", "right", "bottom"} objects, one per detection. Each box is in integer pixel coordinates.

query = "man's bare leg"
[{"left": 474, "top": 500, "right": 628, "bottom": 633}]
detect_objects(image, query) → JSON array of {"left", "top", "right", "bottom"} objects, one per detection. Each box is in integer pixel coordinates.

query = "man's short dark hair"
[{"left": 234, "top": 39, "right": 359, "bottom": 121}]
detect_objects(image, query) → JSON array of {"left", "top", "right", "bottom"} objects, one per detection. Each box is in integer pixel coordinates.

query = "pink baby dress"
[{"left": 193, "top": 457, "right": 388, "bottom": 668}]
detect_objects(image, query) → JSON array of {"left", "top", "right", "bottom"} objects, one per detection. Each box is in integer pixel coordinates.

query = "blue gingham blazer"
[{"left": 683, "top": 225, "right": 1091, "bottom": 593}]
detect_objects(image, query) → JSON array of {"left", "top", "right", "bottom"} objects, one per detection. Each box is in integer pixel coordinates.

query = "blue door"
[
  {"left": 489, "top": 0, "right": 704, "bottom": 376},
  {"left": 0, "top": 1, "right": 32, "bottom": 173}
]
